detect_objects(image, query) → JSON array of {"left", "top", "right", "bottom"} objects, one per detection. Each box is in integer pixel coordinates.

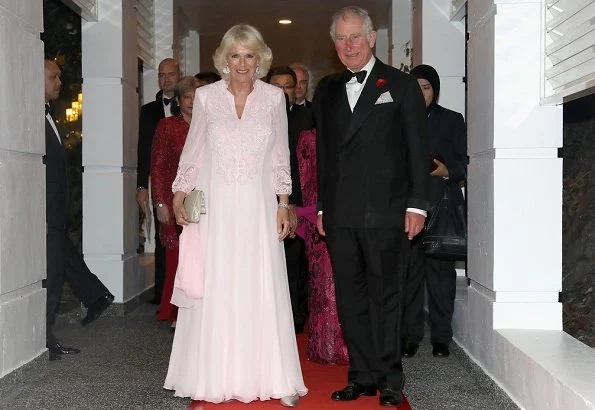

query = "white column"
[
  {"left": 453, "top": 1, "right": 575, "bottom": 408},
  {"left": 375, "top": 28, "right": 389, "bottom": 64},
  {"left": 418, "top": 0, "right": 466, "bottom": 114},
  {"left": 142, "top": 0, "right": 174, "bottom": 103},
  {"left": 0, "top": 0, "right": 46, "bottom": 377},
  {"left": 81, "top": 0, "right": 145, "bottom": 303},
  {"left": 183, "top": 30, "right": 200, "bottom": 76},
  {"left": 390, "top": 0, "right": 412, "bottom": 70},
  {"left": 467, "top": 0, "right": 562, "bottom": 332}
]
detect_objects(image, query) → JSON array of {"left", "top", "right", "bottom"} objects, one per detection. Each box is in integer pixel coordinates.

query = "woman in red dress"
[{"left": 151, "top": 76, "right": 200, "bottom": 326}]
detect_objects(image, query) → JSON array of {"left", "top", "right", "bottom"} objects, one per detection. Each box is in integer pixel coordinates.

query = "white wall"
[
  {"left": 81, "top": 0, "right": 146, "bottom": 303},
  {"left": 0, "top": 0, "right": 46, "bottom": 377},
  {"left": 419, "top": 0, "right": 466, "bottom": 115}
]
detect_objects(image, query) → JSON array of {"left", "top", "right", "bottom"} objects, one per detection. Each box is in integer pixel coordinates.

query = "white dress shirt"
[
  {"left": 163, "top": 97, "right": 173, "bottom": 118},
  {"left": 45, "top": 105, "right": 61, "bottom": 145}
]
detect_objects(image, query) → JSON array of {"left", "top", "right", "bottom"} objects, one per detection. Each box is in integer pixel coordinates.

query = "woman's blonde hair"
[{"left": 212, "top": 24, "right": 273, "bottom": 80}]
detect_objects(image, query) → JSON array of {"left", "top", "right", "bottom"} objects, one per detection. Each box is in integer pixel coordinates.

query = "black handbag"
[{"left": 422, "top": 181, "right": 467, "bottom": 260}]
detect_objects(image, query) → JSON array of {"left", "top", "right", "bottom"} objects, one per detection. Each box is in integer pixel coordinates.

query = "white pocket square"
[{"left": 375, "top": 91, "right": 393, "bottom": 104}]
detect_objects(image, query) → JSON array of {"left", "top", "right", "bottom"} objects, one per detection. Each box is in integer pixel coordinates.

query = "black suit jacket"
[
  {"left": 314, "top": 59, "right": 430, "bottom": 229},
  {"left": 137, "top": 99, "right": 165, "bottom": 188},
  {"left": 427, "top": 104, "right": 467, "bottom": 204},
  {"left": 288, "top": 104, "right": 314, "bottom": 206},
  {"left": 45, "top": 115, "right": 68, "bottom": 229}
]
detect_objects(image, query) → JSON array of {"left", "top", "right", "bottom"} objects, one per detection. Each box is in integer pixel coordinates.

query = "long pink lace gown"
[
  {"left": 296, "top": 129, "right": 349, "bottom": 365},
  {"left": 164, "top": 80, "right": 307, "bottom": 403}
]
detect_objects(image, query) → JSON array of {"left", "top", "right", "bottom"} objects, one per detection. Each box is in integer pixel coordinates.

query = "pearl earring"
[
  {"left": 255, "top": 65, "right": 260, "bottom": 74},
  {"left": 223, "top": 65, "right": 230, "bottom": 74}
]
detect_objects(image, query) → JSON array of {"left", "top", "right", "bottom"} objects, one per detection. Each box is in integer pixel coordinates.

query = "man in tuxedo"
[
  {"left": 136, "top": 58, "right": 180, "bottom": 304},
  {"left": 44, "top": 60, "right": 114, "bottom": 361},
  {"left": 267, "top": 65, "right": 314, "bottom": 332},
  {"left": 290, "top": 63, "right": 312, "bottom": 108},
  {"left": 313, "top": 7, "right": 429, "bottom": 406}
]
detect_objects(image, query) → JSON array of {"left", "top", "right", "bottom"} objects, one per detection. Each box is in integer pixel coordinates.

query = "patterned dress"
[
  {"left": 164, "top": 80, "right": 307, "bottom": 403},
  {"left": 296, "top": 129, "right": 349, "bottom": 365},
  {"left": 151, "top": 115, "right": 188, "bottom": 321}
]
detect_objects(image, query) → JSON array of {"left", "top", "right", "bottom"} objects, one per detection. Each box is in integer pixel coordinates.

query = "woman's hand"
[
  {"left": 172, "top": 191, "right": 189, "bottom": 226},
  {"left": 430, "top": 158, "right": 449, "bottom": 178},
  {"left": 156, "top": 204, "right": 171, "bottom": 224},
  {"left": 277, "top": 207, "right": 290, "bottom": 241},
  {"left": 288, "top": 205, "right": 298, "bottom": 238}
]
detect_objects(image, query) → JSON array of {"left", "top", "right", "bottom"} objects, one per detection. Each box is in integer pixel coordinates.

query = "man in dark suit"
[
  {"left": 44, "top": 60, "right": 114, "bottom": 361},
  {"left": 136, "top": 58, "right": 180, "bottom": 304},
  {"left": 290, "top": 62, "right": 312, "bottom": 108},
  {"left": 267, "top": 65, "right": 314, "bottom": 332},
  {"left": 313, "top": 7, "right": 429, "bottom": 406}
]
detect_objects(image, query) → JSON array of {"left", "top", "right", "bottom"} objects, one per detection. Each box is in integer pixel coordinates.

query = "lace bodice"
[{"left": 172, "top": 80, "right": 291, "bottom": 195}]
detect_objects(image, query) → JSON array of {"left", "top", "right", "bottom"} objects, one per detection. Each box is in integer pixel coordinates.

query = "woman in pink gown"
[
  {"left": 295, "top": 129, "right": 349, "bottom": 365},
  {"left": 164, "top": 25, "right": 307, "bottom": 406}
]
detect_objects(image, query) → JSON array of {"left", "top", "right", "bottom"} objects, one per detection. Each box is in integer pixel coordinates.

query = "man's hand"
[
  {"left": 136, "top": 188, "right": 149, "bottom": 208},
  {"left": 430, "top": 159, "right": 449, "bottom": 178},
  {"left": 404, "top": 211, "right": 426, "bottom": 240},
  {"left": 316, "top": 214, "right": 325, "bottom": 237},
  {"left": 156, "top": 205, "right": 170, "bottom": 224}
]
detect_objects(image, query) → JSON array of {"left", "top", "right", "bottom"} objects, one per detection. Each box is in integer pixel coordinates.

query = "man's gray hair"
[{"left": 329, "top": 6, "right": 375, "bottom": 40}]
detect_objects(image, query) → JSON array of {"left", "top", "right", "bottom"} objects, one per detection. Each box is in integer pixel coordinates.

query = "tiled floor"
[{"left": 0, "top": 304, "right": 518, "bottom": 410}]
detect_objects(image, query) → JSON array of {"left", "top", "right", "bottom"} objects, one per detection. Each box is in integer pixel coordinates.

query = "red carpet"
[{"left": 188, "top": 334, "right": 412, "bottom": 409}]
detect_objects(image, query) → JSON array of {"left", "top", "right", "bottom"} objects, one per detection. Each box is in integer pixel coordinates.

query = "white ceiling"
[{"left": 177, "top": 0, "right": 391, "bottom": 78}]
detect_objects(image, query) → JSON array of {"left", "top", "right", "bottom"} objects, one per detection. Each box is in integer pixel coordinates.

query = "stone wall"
[{"left": 562, "top": 92, "right": 595, "bottom": 348}]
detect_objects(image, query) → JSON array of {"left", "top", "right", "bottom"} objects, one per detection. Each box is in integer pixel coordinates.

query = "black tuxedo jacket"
[
  {"left": 45, "top": 116, "right": 68, "bottom": 229},
  {"left": 427, "top": 104, "right": 467, "bottom": 204},
  {"left": 137, "top": 99, "right": 165, "bottom": 188},
  {"left": 314, "top": 59, "right": 430, "bottom": 229},
  {"left": 288, "top": 104, "right": 314, "bottom": 206}
]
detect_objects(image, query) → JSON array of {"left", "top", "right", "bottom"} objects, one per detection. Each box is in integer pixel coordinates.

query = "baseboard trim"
[{"left": 0, "top": 350, "right": 48, "bottom": 403}]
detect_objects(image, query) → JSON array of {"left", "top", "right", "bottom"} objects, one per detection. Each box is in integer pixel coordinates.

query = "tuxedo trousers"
[
  {"left": 46, "top": 229, "right": 110, "bottom": 345},
  {"left": 325, "top": 227, "right": 409, "bottom": 390},
  {"left": 284, "top": 236, "right": 309, "bottom": 328},
  {"left": 402, "top": 236, "right": 456, "bottom": 345}
]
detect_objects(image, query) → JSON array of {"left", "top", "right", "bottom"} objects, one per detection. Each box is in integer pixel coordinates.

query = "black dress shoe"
[
  {"left": 379, "top": 388, "right": 403, "bottom": 407},
  {"left": 401, "top": 342, "right": 419, "bottom": 358},
  {"left": 432, "top": 342, "right": 450, "bottom": 357},
  {"left": 82, "top": 293, "right": 114, "bottom": 326},
  {"left": 147, "top": 297, "right": 161, "bottom": 305},
  {"left": 331, "top": 383, "right": 377, "bottom": 401},
  {"left": 47, "top": 342, "right": 81, "bottom": 356}
]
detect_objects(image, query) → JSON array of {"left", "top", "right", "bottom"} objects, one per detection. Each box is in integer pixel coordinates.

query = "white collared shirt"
[
  {"left": 45, "top": 105, "right": 61, "bottom": 145},
  {"left": 163, "top": 97, "right": 173, "bottom": 117},
  {"left": 345, "top": 56, "right": 376, "bottom": 111}
]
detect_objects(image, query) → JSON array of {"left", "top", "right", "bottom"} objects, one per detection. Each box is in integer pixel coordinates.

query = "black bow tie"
[
  {"left": 344, "top": 70, "right": 367, "bottom": 84},
  {"left": 163, "top": 97, "right": 172, "bottom": 106},
  {"left": 45, "top": 104, "right": 50, "bottom": 115}
]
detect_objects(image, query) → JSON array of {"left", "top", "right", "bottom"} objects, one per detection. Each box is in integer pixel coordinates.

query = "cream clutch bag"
[{"left": 184, "top": 190, "right": 206, "bottom": 223}]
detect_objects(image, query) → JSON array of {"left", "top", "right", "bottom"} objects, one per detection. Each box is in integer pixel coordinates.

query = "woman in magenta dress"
[
  {"left": 295, "top": 128, "right": 349, "bottom": 365},
  {"left": 151, "top": 76, "right": 200, "bottom": 325}
]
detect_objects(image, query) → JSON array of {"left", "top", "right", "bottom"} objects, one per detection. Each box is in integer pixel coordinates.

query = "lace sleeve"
[
  {"left": 171, "top": 91, "right": 208, "bottom": 194},
  {"left": 271, "top": 90, "right": 292, "bottom": 195}
]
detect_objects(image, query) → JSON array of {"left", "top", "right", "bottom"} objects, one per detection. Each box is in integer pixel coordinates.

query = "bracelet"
[
  {"left": 137, "top": 186, "right": 147, "bottom": 190},
  {"left": 278, "top": 202, "right": 289, "bottom": 209}
]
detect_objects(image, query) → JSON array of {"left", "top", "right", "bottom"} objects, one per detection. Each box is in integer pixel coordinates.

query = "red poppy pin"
[{"left": 376, "top": 78, "right": 387, "bottom": 87}]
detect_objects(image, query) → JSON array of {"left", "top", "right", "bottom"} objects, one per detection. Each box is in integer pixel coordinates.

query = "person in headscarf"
[{"left": 401, "top": 64, "right": 467, "bottom": 359}]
